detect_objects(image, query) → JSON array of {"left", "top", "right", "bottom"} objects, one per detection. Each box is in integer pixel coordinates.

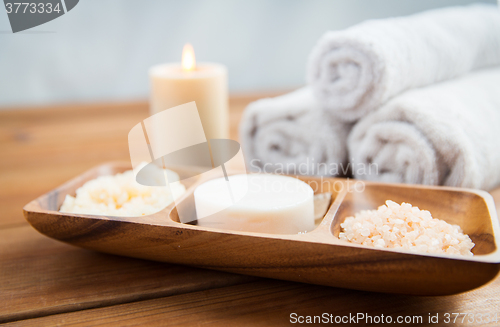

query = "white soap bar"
[{"left": 194, "top": 174, "right": 315, "bottom": 234}]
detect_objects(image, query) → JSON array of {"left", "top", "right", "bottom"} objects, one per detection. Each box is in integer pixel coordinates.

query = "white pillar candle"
[
  {"left": 194, "top": 174, "right": 315, "bottom": 234},
  {"left": 149, "top": 44, "right": 229, "bottom": 140}
]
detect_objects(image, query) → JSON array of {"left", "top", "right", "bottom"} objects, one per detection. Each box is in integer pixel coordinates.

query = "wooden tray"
[{"left": 23, "top": 162, "right": 500, "bottom": 296}]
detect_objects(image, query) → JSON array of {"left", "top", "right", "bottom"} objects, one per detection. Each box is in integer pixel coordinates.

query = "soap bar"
[{"left": 194, "top": 174, "right": 315, "bottom": 234}]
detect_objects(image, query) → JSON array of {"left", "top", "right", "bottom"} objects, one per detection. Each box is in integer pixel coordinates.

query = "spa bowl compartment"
[{"left": 23, "top": 162, "right": 500, "bottom": 296}]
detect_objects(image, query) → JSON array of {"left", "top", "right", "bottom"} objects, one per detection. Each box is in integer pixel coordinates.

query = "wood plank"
[
  {"left": 0, "top": 117, "right": 143, "bottom": 226},
  {"left": 0, "top": 225, "right": 256, "bottom": 323},
  {"left": 0, "top": 101, "right": 149, "bottom": 126},
  {"left": 8, "top": 277, "right": 500, "bottom": 327}
]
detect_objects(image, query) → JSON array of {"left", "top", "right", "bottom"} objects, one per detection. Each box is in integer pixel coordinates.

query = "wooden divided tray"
[{"left": 23, "top": 162, "right": 500, "bottom": 296}]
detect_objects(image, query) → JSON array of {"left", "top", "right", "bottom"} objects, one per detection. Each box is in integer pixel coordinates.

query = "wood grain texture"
[
  {"left": 7, "top": 278, "right": 500, "bottom": 327},
  {"left": 0, "top": 225, "right": 256, "bottom": 323},
  {"left": 0, "top": 102, "right": 148, "bottom": 228},
  {"left": 23, "top": 162, "right": 500, "bottom": 296}
]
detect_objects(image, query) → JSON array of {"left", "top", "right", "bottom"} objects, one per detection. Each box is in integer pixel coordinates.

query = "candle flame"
[{"left": 182, "top": 43, "right": 196, "bottom": 71}]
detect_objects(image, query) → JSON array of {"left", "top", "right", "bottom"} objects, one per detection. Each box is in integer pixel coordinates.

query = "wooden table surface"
[{"left": 1, "top": 96, "right": 500, "bottom": 326}]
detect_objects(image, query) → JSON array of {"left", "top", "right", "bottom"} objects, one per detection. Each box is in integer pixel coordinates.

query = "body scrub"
[
  {"left": 194, "top": 174, "right": 315, "bottom": 234},
  {"left": 60, "top": 167, "right": 186, "bottom": 217},
  {"left": 339, "top": 200, "right": 475, "bottom": 256}
]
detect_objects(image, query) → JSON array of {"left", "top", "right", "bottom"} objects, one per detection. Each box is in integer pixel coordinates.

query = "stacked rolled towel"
[
  {"left": 240, "top": 4, "right": 500, "bottom": 189},
  {"left": 348, "top": 68, "right": 500, "bottom": 190},
  {"left": 239, "top": 88, "right": 350, "bottom": 176},
  {"left": 307, "top": 4, "right": 500, "bottom": 121}
]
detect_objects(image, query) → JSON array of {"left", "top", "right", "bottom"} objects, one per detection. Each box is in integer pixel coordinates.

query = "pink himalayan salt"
[{"left": 339, "top": 200, "right": 474, "bottom": 256}]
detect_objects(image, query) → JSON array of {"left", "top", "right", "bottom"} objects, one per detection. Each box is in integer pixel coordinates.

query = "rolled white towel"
[
  {"left": 348, "top": 68, "right": 500, "bottom": 190},
  {"left": 308, "top": 4, "right": 500, "bottom": 122},
  {"left": 239, "top": 88, "right": 350, "bottom": 176}
]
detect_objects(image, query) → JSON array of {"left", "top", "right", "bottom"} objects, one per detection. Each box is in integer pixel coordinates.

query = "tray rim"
[{"left": 23, "top": 161, "right": 500, "bottom": 264}]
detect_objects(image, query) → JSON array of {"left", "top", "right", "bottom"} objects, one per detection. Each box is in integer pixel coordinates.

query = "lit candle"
[{"left": 149, "top": 44, "right": 229, "bottom": 140}]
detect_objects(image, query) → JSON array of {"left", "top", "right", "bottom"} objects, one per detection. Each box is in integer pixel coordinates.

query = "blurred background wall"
[{"left": 0, "top": 0, "right": 496, "bottom": 108}]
